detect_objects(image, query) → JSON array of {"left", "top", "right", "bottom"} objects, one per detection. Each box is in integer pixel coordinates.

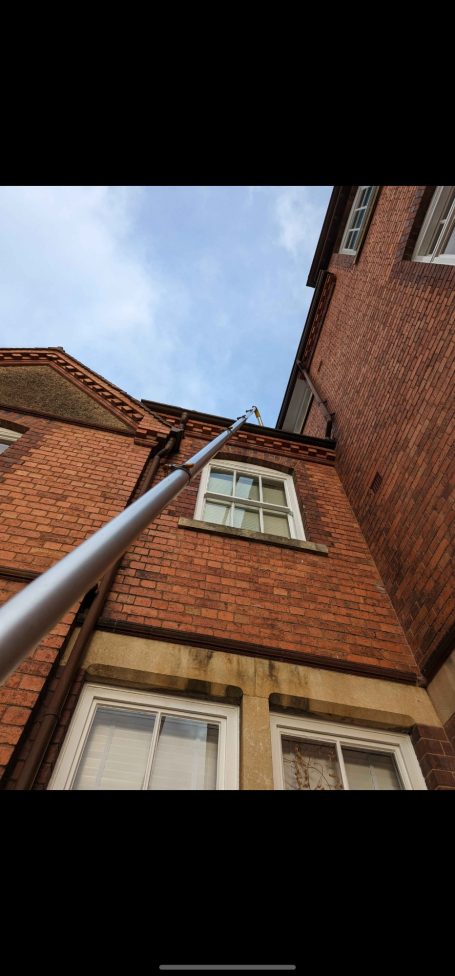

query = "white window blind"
[
  {"left": 73, "top": 708, "right": 219, "bottom": 791},
  {"left": 148, "top": 715, "right": 219, "bottom": 791},
  {"left": 73, "top": 707, "right": 156, "bottom": 791},
  {"left": 49, "top": 685, "right": 239, "bottom": 790},
  {"left": 342, "top": 748, "right": 401, "bottom": 791}
]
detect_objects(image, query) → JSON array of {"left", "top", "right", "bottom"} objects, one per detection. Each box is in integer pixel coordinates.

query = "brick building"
[
  {"left": 0, "top": 186, "right": 453, "bottom": 789},
  {"left": 278, "top": 184, "right": 455, "bottom": 786}
]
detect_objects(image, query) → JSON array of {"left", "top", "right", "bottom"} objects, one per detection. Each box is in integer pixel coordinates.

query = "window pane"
[
  {"left": 342, "top": 748, "right": 402, "bottom": 790},
  {"left": 441, "top": 223, "right": 455, "bottom": 255},
  {"left": 73, "top": 706, "right": 156, "bottom": 790},
  {"left": 346, "top": 229, "right": 359, "bottom": 251},
  {"left": 208, "top": 469, "right": 233, "bottom": 495},
  {"left": 263, "top": 513, "right": 290, "bottom": 537},
  {"left": 282, "top": 737, "right": 344, "bottom": 790},
  {"left": 148, "top": 716, "right": 219, "bottom": 790},
  {"left": 203, "top": 501, "right": 231, "bottom": 526},
  {"left": 352, "top": 208, "right": 365, "bottom": 230},
  {"left": 233, "top": 506, "right": 260, "bottom": 532},
  {"left": 236, "top": 474, "right": 259, "bottom": 501},
  {"left": 424, "top": 220, "right": 445, "bottom": 255},
  {"left": 0, "top": 442, "right": 9, "bottom": 454},
  {"left": 262, "top": 479, "right": 286, "bottom": 506}
]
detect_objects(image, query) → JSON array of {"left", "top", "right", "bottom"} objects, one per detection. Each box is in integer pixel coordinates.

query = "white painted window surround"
[
  {"left": 0, "top": 426, "right": 22, "bottom": 455},
  {"left": 194, "top": 459, "right": 305, "bottom": 541},
  {"left": 339, "top": 185, "right": 378, "bottom": 255},
  {"left": 270, "top": 713, "right": 427, "bottom": 790},
  {"left": 48, "top": 684, "right": 239, "bottom": 790},
  {"left": 412, "top": 186, "right": 455, "bottom": 265}
]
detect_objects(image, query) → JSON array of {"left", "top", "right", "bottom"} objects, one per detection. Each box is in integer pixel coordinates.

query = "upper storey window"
[
  {"left": 412, "top": 186, "right": 455, "bottom": 265},
  {"left": 339, "top": 185, "right": 378, "bottom": 255},
  {"left": 195, "top": 459, "right": 305, "bottom": 541}
]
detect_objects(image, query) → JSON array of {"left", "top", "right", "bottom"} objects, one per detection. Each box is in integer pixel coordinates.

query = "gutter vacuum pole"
[{"left": 0, "top": 406, "right": 259, "bottom": 684}]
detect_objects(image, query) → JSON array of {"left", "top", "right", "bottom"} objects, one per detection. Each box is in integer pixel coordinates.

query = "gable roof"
[{"left": 0, "top": 348, "right": 169, "bottom": 437}]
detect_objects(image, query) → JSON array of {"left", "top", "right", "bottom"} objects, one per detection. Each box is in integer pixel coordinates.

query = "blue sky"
[{"left": 0, "top": 186, "right": 332, "bottom": 427}]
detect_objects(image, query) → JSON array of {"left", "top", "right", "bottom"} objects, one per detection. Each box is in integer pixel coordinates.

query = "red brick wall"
[
  {"left": 304, "top": 399, "right": 326, "bottom": 439},
  {"left": 0, "top": 409, "right": 152, "bottom": 781},
  {"left": 102, "top": 423, "right": 417, "bottom": 676},
  {"left": 0, "top": 581, "right": 75, "bottom": 777},
  {"left": 302, "top": 186, "right": 455, "bottom": 671},
  {"left": 0, "top": 410, "right": 148, "bottom": 572},
  {"left": 411, "top": 724, "right": 455, "bottom": 790}
]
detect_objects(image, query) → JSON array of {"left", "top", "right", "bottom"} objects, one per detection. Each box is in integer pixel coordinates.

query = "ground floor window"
[
  {"left": 270, "top": 713, "right": 426, "bottom": 790},
  {"left": 49, "top": 684, "right": 239, "bottom": 790}
]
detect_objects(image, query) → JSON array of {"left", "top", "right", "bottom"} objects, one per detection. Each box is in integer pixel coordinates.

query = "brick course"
[{"left": 411, "top": 724, "right": 455, "bottom": 790}]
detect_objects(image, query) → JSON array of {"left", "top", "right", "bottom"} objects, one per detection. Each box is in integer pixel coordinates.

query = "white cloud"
[
  {"left": 274, "top": 186, "right": 327, "bottom": 260},
  {"left": 0, "top": 185, "right": 160, "bottom": 341},
  {"left": 0, "top": 186, "right": 195, "bottom": 402}
]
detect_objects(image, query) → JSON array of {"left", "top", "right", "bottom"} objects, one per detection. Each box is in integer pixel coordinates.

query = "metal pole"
[{"left": 0, "top": 407, "right": 257, "bottom": 684}]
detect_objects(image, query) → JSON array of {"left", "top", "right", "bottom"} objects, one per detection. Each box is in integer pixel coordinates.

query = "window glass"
[
  {"left": 49, "top": 685, "right": 239, "bottom": 790},
  {"left": 282, "top": 737, "right": 343, "bottom": 791},
  {"left": 204, "top": 501, "right": 231, "bottom": 525},
  {"left": 73, "top": 706, "right": 156, "bottom": 791},
  {"left": 271, "top": 714, "right": 426, "bottom": 790},
  {"left": 264, "top": 513, "right": 290, "bottom": 538},
  {"left": 342, "top": 748, "right": 402, "bottom": 791},
  {"left": 413, "top": 186, "right": 455, "bottom": 264},
  {"left": 208, "top": 469, "right": 233, "bottom": 495},
  {"left": 340, "top": 186, "right": 377, "bottom": 254},
  {"left": 236, "top": 474, "right": 259, "bottom": 500},
  {"left": 233, "top": 507, "right": 260, "bottom": 532},
  {"left": 198, "top": 461, "right": 304, "bottom": 541},
  {"left": 148, "top": 716, "right": 219, "bottom": 791}
]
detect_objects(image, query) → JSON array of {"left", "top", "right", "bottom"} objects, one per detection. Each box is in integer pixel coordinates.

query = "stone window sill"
[{"left": 178, "top": 518, "right": 328, "bottom": 555}]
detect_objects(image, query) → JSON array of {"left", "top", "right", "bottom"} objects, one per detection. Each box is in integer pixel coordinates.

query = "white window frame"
[
  {"left": 339, "top": 185, "right": 378, "bottom": 255},
  {"left": 194, "top": 458, "right": 306, "bottom": 541},
  {"left": 48, "top": 683, "right": 240, "bottom": 790},
  {"left": 270, "top": 713, "right": 427, "bottom": 790},
  {"left": 0, "top": 425, "right": 21, "bottom": 455},
  {"left": 412, "top": 186, "right": 455, "bottom": 265}
]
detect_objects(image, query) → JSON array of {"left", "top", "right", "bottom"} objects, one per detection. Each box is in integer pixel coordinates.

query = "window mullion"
[
  {"left": 206, "top": 491, "right": 236, "bottom": 502},
  {"left": 336, "top": 741, "right": 350, "bottom": 790},
  {"left": 143, "top": 709, "right": 162, "bottom": 790},
  {"left": 210, "top": 494, "right": 290, "bottom": 514},
  {"left": 259, "top": 507, "right": 264, "bottom": 533},
  {"left": 370, "top": 756, "right": 380, "bottom": 791},
  {"left": 260, "top": 498, "right": 293, "bottom": 514},
  {"left": 436, "top": 197, "right": 455, "bottom": 255}
]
